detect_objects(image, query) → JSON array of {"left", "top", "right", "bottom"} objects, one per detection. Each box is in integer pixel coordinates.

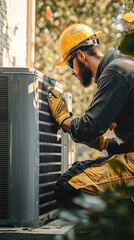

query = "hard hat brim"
[{"left": 56, "top": 56, "right": 66, "bottom": 66}]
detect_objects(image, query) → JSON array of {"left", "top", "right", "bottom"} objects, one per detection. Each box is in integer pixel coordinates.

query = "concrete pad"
[{"left": 0, "top": 219, "right": 75, "bottom": 240}]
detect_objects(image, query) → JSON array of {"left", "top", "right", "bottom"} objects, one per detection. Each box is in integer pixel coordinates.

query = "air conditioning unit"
[{"left": 0, "top": 67, "right": 75, "bottom": 227}]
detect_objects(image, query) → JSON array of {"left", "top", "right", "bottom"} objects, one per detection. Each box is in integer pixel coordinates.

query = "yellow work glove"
[
  {"left": 83, "top": 135, "right": 108, "bottom": 151},
  {"left": 48, "top": 90, "right": 70, "bottom": 126}
]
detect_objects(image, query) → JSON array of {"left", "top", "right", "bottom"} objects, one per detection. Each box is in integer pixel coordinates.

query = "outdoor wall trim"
[{"left": 27, "top": 0, "right": 35, "bottom": 67}]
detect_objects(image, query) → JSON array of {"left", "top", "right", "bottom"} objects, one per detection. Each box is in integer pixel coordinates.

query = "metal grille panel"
[
  {"left": 0, "top": 77, "right": 9, "bottom": 219},
  {"left": 38, "top": 80, "right": 62, "bottom": 216}
]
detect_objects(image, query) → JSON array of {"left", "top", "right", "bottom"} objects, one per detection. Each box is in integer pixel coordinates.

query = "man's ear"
[{"left": 77, "top": 49, "right": 86, "bottom": 63}]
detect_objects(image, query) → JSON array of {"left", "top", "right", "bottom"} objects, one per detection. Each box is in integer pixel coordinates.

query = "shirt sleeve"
[
  {"left": 107, "top": 137, "right": 134, "bottom": 155},
  {"left": 70, "top": 67, "right": 131, "bottom": 142}
]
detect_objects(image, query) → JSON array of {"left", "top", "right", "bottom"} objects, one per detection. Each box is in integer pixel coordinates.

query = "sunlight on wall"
[{"left": 0, "top": 0, "right": 27, "bottom": 66}]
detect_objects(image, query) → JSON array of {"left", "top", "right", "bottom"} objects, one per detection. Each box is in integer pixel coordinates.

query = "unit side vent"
[
  {"left": 38, "top": 81, "right": 61, "bottom": 215},
  {"left": 0, "top": 77, "right": 9, "bottom": 219}
]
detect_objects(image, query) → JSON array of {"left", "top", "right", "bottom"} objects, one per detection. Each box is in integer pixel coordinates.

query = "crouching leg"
[
  {"left": 55, "top": 152, "right": 134, "bottom": 207},
  {"left": 55, "top": 156, "right": 108, "bottom": 207}
]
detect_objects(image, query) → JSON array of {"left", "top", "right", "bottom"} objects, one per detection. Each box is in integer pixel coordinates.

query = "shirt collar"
[{"left": 95, "top": 47, "right": 116, "bottom": 83}]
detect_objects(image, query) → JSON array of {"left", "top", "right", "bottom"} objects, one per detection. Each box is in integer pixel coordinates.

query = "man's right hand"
[{"left": 48, "top": 90, "right": 70, "bottom": 126}]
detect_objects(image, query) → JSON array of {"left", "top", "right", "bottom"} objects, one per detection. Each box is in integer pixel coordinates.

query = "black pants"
[{"left": 55, "top": 156, "right": 109, "bottom": 207}]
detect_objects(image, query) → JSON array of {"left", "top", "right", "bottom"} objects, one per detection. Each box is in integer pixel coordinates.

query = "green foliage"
[
  {"left": 58, "top": 160, "right": 134, "bottom": 240},
  {"left": 35, "top": 0, "right": 133, "bottom": 116},
  {"left": 117, "top": 4, "right": 134, "bottom": 57},
  {"left": 60, "top": 193, "right": 134, "bottom": 240},
  {"left": 118, "top": 28, "right": 134, "bottom": 57}
]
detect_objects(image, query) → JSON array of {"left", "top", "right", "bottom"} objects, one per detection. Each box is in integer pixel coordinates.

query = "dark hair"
[
  {"left": 68, "top": 43, "right": 101, "bottom": 60},
  {"left": 79, "top": 44, "right": 101, "bottom": 57}
]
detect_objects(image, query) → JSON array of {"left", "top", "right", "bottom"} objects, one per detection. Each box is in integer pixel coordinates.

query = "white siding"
[{"left": 0, "top": 0, "right": 27, "bottom": 66}]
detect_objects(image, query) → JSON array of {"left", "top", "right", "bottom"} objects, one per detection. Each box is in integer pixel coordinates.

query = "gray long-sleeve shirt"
[{"left": 70, "top": 48, "right": 134, "bottom": 145}]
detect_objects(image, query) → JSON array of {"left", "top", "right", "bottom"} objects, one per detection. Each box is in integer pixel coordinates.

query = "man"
[{"left": 48, "top": 24, "right": 134, "bottom": 206}]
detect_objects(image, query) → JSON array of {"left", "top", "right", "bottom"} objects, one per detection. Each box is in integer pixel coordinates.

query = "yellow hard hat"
[{"left": 56, "top": 23, "right": 102, "bottom": 66}]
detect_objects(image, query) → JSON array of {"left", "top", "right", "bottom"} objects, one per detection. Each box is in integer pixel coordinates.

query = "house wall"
[{"left": 0, "top": 0, "right": 35, "bottom": 67}]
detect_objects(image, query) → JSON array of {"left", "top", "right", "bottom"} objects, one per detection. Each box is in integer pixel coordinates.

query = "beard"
[{"left": 77, "top": 58, "right": 93, "bottom": 87}]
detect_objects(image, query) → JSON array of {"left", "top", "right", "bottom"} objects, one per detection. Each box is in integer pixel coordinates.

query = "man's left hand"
[
  {"left": 48, "top": 90, "right": 70, "bottom": 126},
  {"left": 83, "top": 135, "right": 108, "bottom": 151}
]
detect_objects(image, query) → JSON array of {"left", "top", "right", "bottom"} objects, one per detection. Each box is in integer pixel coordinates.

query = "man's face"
[
  {"left": 76, "top": 56, "right": 93, "bottom": 87},
  {"left": 67, "top": 50, "right": 93, "bottom": 87}
]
